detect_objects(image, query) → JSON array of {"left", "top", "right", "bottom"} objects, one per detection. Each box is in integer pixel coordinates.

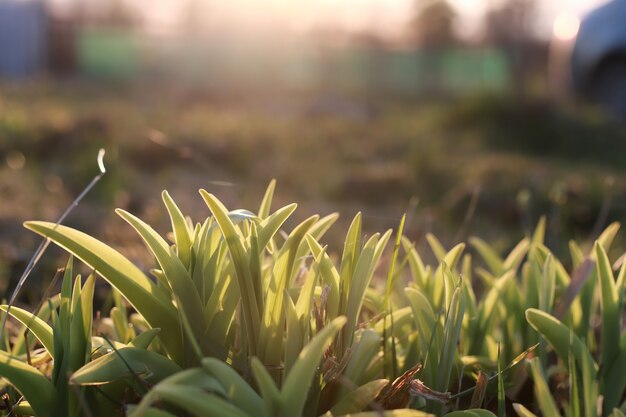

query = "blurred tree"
[
  {"left": 484, "top": 0, "right": 535, "bottom": 47},
  {"left": 409, "top": 0, "right": 458, "bottom": 95},
  {"left": 410, "top": 0, "right": 458, "bottom": 49},
  {"left": 484, "top": 0, "right": 541, "bottom": 96}
]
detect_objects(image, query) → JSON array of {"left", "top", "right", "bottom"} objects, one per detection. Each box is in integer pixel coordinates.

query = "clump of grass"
[{"left": 0, "top": 175, "right": 624, "bottom": 416}]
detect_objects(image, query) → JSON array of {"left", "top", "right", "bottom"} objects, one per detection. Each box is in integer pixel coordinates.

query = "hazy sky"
[
  {"left": 72, "top": 0, "right": 611, "bottom": 39},
  {"left": 170, "top": 0, "right": 610, "bottom": 38}
]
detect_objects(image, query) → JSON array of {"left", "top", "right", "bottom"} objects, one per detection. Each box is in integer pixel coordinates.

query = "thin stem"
[{"left": 0, "top": 150, "right": 106, "bottom": 347}]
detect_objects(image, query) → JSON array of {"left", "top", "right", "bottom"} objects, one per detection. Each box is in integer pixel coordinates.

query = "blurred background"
[{"left": 2, "top": 0, "right": 626, "bottom": 301}]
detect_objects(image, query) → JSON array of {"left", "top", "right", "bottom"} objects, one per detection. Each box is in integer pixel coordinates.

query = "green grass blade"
[
  {"left": 427, "top": 233, "right": 447, "bottom": 262},
  {"left": 251, "top": 357, "right": 282, "bottom": 417},
  {"left": 258, "top": 179, "right": 276, "bottom": 219},
  {"left": 402, "top": 237, "right": 428, "bottom": 288},
  {"left": 117, "top": 209, "right": 206, "bottom": 338},
  {"left": 285, "top": 291, "right": 303, "bottom": 375},
  {"left": 405, "top": 287, "right": 438, "bottom": 385},
  {"left": 616, "top": 259, "right": 626, "bottom": 310},
  {"left": 330, "top": 379, "right": 389, "bottom": 416},
  {"left": 23, "top": 221, "right": 183, "bottom": 363},
  {"left": 0, "top": 305, "right": 54, "bottom": 355},
  {"left": 503, "top": 238, "right": 530, "bottom": 271},
  {"left": 539, "top": 255, "right": 556, "bottom": 312},
  {"left": 80, "top": 273, "right": 95, "bottom": 343},
  {"left": 69, "top": 280, "right": 88, "bottom": 373},
  {"left": 281, "top": 316, "right": 347, "bottom": 417},
  {"left": 294, "top": 213, "right": 339, "bottom": 264},
  {"left": 202, "top": 358, "right": 265, "bottom": 416},
  {"left": 260, "top": 215, "right": 318, "bottom": 365},
  {"left": 295, "top": 255, "right": 320, "bottom": 320},
  {"left": 525, "top": 309, "right": 597, "bottom": 378},
  {"left": 568, "top": 332, "right": 580, "bottom": 417},
  {"left": 343, "top": 231, "right": 391, "bottom": 349},
  {"left": 603, "top": 345, "right": 626, "bottom": 415},
  {"left": 162, "top": 190, "right": 193, "bottom": 269},
  {"left": 200, "top": 190, "right": 260, "bottom": 355},
  {"left": 437, "top": 286, "right": 465, "bottom": 395},
  {"left": 257, "top": 203, "right": 298, "bottom": 253},
  {"left": 343, "top": 329, "right": 382, "bottom": 389},
  {"left": 512, "top": 403, "right": 539, "bottom": 417},
  {"left": 383, "top": 215, "right": 406, "bottom": 379},
  {"left": 497, "top": 343, "right": 505, "bottom": 417},
  {"left": 0, "top": 351, "right": 57, "bottom": 417},
  {"left": 532, "top": 216, "right": 546, "bottom": 244},
  {"left": 248, "top": 221, "right": 264, "bottom": 318},
  {"left": 528, "top": 358, "right": 560, "bottom": 417},
  {"left": 568, "top": 240, "right": 584, "bottom": 269},
  {"left": 594, "top": 243, "right": 620, "bottom": 374},
  {"left": 339, "top": 212, "right": 363, "bottom": 306},
  {"left": 433, "top": 243, "right": 465, "bottom": 311},
  {"left": 130, "top": 368, "right": 227, "bottom": 417},
  {"left": 152, "top": 385, "right": 249, "bottom": 417},
  {"left": 468, "top": 271, "right": 514, "bottom": 355},
  {"left": 306, "top": 235, "right": 340, "bottom": 319},
  {"left": 597, "top": 222, "right": 621, "bottom": 251},
  {"left": 470, "top": 237, "right": 504, "bottom": 276},
  {"left": 130, "top": 328, "right": 161, "bottom": 349},
  {"left": 71, "top": 347, "right": 181, "bottom": 386}
]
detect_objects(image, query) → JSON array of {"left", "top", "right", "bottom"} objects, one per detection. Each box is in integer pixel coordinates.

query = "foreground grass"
[{"left": 0, "top": 182, "right": 625, "bottom": 416}]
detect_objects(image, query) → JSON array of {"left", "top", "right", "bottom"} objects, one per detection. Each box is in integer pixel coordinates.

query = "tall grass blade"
[
  {"left": 0, "top": 305, "right": 54, "bottom": 355},
  {"left": 532, "top": 216, "right": 546, "bottom": 244},
  {"left": 528, "top": 358, "right": 560, "bottom": 417},
  {"left": 339, "top": 213, "right": 363, "bottom": 311},
  {"left": 525, "top": 309, "right": 597, "bottom": 377},
  {"left": 470, "top": 237, "right": 504, "bottom": 276},
  {"left": 117, "top": 209, "right": 206, "bottom": 339},
  {"left": 427, "top": 233, "right": 447, "bottom": 262},
  {"left": 383, "top": 214, "right": 406, "bottom": 380},
  {"left": 343, "top": 231, "right": 391, "bottom": 350},
  {"left": 200, "top": 190, "right": 261, "bottom": 355},
  {"left": 71, "top": 347, "right": 181, "bottom": 386},
  {"left": 594, "top": 243, "right": 620, "bottom": 376},
  {"left": 251, "top": 357, "right": 282, "bottom": 417},
  {"left": 202, "top": 358, "right": 265, "bottom": 416},
  {"left": 259, "top": 215, "right": 318, "bottom": 365},
  {"left": 329, "top": 379, "right": 389, "bottom": 416},
  {"left": 497, "top": 343, "right": 505, "bottom": 417},
  {"left": 162, "top": 191, "right": 192, "bottom": 269},
  {"left": 596, "top": 222, "right": 620, "bottom": 251},
  {"left": 306, "top": 235, "right": 340, "bottom": 320},
  {"left": 24, "top": 221, "right": 184, "bottom": 363},
  {"left": 282, "top": 316, "right": 347, "bottom": 417},
  {"left": 258, "top": 179, "right": 276, "bottom": 219}
]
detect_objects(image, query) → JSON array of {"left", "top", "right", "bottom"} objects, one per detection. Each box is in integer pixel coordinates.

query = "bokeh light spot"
[
  {"left": 553, "top": 12, "right": 580, "bottom": 42},
  {"left": 6, "top": 150, "right": 26, "bottom": 170}
]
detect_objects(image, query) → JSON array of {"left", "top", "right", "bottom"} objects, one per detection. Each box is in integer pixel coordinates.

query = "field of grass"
[
  {"left": 2, "top": 81, "right": 626, "bottom": 289},
  {"left": 0, "top": 81, "right": 626, "bottom": 416},
  {"left": 0, "top": 178, "right": 625, "bottom": 417}
]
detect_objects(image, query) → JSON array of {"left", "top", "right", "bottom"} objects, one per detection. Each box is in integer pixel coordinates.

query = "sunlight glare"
[{"left": 553, "top": 11, "right": 580, "bottom": 41}]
